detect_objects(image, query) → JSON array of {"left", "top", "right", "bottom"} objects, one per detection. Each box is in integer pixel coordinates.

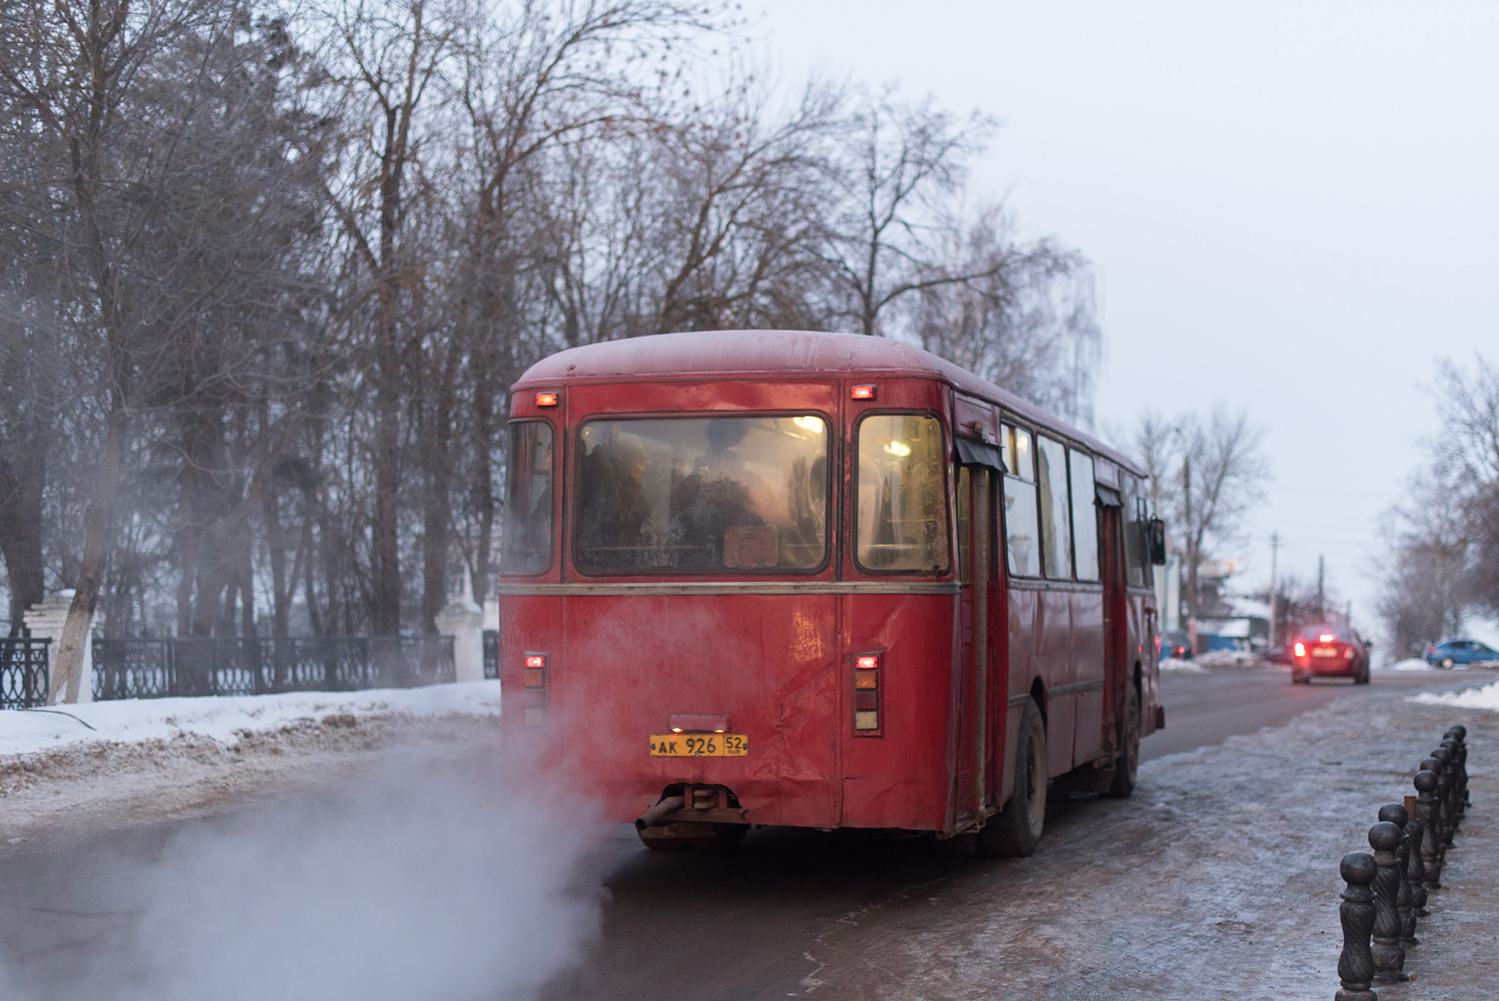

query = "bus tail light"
[
  {"left": 523, "top": 653, "right": 547, "bottom": 725},
  {"left": 853, "top": 653, "right": 881, "bottom": 734}
]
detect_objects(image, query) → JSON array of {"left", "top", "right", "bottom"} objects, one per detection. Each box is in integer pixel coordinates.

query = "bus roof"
[{"left": 516, "top": 329, "right": 1145, "bottom": 476}]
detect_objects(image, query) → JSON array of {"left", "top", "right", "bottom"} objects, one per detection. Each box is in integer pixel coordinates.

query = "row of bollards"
[{"left": 1336, "top": 725, "right": 1471, "bottom": 1000}]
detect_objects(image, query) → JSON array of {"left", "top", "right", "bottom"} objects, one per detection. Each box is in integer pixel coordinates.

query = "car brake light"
[
  {"left": 853, "top": 653, "right": 881, "bottom": 733},
  {"left": 1294, "top": 642, "right": 1306, "bottom": 657},
  {"left": 1319, "top": 633, "right": 1335, "bottom": 643}
]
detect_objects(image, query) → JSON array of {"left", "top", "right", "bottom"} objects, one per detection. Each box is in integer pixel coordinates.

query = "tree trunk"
[{"left": 0, "top": 440, "right": 47, "bottom": 634}]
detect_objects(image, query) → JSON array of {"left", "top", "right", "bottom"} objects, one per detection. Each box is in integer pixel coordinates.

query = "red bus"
[{"left": 498, "top": 330, "right": 1164, "bottom": 855}]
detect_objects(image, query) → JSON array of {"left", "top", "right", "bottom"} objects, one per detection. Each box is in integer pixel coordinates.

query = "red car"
[{"left": 1290, "top": 624, "right": 1370, "bottom": 685}]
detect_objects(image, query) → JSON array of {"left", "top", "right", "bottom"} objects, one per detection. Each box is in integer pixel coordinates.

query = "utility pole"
[
  {"left": 1182, "top": 451, "right": 1196, "bottom": 652},
  {"left": 1268, "top": 531, "right": 1279, "bottom": 648},
  {"left": 1316, "top": 554, "right": 1326, "bottom": 620}
]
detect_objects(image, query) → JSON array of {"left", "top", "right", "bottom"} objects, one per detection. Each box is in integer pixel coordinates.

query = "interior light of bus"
[
  {"left": 1294, "top": 642, "right": 1306, "bottom": 657},
  {"left": 850, "top": 385, "right": 877, "bottom": 400},
  {"left": 793, "top": 416, "right": 824, "bottom": 432},
  {"left": 1319, "top": 633, "right": 1335, "bottom": 643},
  {"left": 855, "top": 655, "right": 879, "bottom": 670},
  {"left": 883, "top": 441, "right": 911, "bottom": 457},
  {"left": 535, "top": 392, "right": 559, "bottom": 407}
]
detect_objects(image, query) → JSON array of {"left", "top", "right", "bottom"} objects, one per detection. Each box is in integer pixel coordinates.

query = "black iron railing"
[
  {"left": 91, "top": 635, "right": 455, "bottom": 701},
  {"left": 0, "top": 637, "right": 50, "bottom": 708},
  {"left": 483, "top": 630, "right": 499, "bottom": 680}
]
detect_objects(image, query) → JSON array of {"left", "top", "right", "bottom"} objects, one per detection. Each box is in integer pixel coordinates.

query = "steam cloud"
[{"left": 14, "top": 750, "right": 605, "bottom": 1001}]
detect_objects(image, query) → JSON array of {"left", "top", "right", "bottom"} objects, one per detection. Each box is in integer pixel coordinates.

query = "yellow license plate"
[{"left": 649, "top": 733, "right": 749, "bottom": 757}]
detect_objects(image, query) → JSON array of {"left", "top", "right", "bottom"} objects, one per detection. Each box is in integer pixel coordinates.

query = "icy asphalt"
[{"left": 785, "top": 678, "right": 1499, "bottom": 1000}]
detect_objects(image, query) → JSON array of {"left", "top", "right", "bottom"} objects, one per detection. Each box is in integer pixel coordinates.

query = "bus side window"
[
  {"left": 500, "top": 421, "right": 555, "bottom": 574},
  {"left": 855, "top": 414, "right": 949, "bottom": 572},
  {"left": 1036, "top": 435, "right": 1072, "bottom": 579},
  {"left": 1121, "top": 475, "right": 1146, "bottom": 587},
  {"left": 1070, "top": 450, "right": 1100, "bottom": 582},
  {"left": 1003, "top": 475, "right": 1040, "bottom": 576}
]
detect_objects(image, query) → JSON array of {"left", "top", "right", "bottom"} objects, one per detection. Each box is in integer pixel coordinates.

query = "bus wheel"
[
  {"left": 1105, "top": 685, "right": 1140, "bottom": 799},
  {"left": 981, "top": 700, "right": 1046, "bottom": 858}
]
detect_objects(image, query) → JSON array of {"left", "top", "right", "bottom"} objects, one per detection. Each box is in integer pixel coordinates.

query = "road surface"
[{"left": 0, "top": 665, "right": 1487, "bottom": 1000}]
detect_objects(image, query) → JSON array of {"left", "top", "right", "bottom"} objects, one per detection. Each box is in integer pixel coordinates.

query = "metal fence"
[
  {"left": 91, "top": 635, "right": 455, "bottom": 701},
  {"left": 0, "top": 637, "right": 50, "bottom": 708},
  {"left": 483, "top": 630, "right": 499, "bottom": 680}
]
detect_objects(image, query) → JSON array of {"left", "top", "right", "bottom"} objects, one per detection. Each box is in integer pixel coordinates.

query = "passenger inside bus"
[{"left": 574, "top": 416, "right": 828, "bottom": 573}]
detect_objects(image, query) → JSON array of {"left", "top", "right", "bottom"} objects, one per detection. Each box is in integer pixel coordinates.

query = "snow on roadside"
[
  {"left": 1388, "top": 657, "right": 1438, "bottom": 672},
  {"left": 1192, "top": 649, "right": 1264, "bottom": 668},
  {"left": 1413, "top": 678, "right": 1499, "bottom": 710},
  {"left": 0, "top": 681, "right": 502, "bottom": 758},
  {"left": 1158, "top": 657, "right": 1205, "bottom": 673}
]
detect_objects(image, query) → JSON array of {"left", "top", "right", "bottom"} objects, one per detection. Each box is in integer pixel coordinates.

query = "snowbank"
[
  {"left": 1388, "top": 658, "right": 1438, "bottom": 672},
  {"left": 1158, "top": 658, "right": 1205, "bottom": 673},
  {"left": 0, "top": 681, "right": 503, "bottom": 758},
  {"left": 1413, "top": 679, "right": 1499, "bottom": 711},
  {"left": 1193, "top": 649, "right": 1264, "bottom": 668}
]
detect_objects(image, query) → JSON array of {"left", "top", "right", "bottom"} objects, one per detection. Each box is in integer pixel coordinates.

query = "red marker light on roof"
[
  {"left": 850, "top": 385, "right": 877, "bottom": 400},
  {"left": 524, "top": 654, "right": 546, "bottom": 669},
  {"left": 855, "top": 655, "right": 879, "bottom": 670},
  {"left": 535, "top": 392, "right": 559, "bottom": 407}
]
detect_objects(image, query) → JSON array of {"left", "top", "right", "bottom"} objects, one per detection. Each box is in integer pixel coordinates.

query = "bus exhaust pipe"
[{"left": 635, "top": 795, "right": 686, "bottom": 831}]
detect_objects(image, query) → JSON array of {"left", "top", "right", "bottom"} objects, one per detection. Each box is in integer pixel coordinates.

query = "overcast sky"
[{"left": 757, "top": 0, "right": 1499, "bottom": 638}]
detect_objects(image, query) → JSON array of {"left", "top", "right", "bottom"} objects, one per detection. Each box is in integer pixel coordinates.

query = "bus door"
[
  {"left": 954, "top": 438, "right": 1005, "bottom": 823},
  {"left": 1096, "top": 483, "right": 1128, "bottom": 752}
]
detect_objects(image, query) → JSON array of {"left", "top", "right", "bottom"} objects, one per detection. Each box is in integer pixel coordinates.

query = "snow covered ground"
[
  {"left": 1414, "top": 678, "right": 1499, "bottom": 711},
  {"left": 0, "top": 681, "right": 502, "bottom": 757},
  {"left": 0, "top": 682, "right": 504, "bottom": 841},
  {"left": 1157, "top": 657, "right": 1205, "bottom": 673}
]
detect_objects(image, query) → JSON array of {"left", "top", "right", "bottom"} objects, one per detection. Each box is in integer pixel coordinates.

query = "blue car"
[{"left": 1425, "top": 638, "right": 1499, "bottom": 668}]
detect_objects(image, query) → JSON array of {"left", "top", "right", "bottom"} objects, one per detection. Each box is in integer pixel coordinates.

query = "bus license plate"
[
  {"left": 649, "top": 733, "right": 749, "bottom": 757},
  {"left": 1312, "top": 648, "right": 1338, "bottom": 657}
]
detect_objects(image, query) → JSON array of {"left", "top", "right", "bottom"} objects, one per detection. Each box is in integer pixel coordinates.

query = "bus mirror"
[{"left": 1147, "top": 519, "right": 1167, "bottom": 565}]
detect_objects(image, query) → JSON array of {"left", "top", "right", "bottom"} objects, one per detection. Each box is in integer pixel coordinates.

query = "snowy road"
[{"left": 0, "top": 666, "right": 1489, "bottom": 1000}]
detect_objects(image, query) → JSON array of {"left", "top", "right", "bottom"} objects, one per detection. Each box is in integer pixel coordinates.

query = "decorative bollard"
[
  {"left": 1447, "top": 724, "right": 1469, "bottom": 812},
  {"left": 1405, "top": 812, "right": 1429, "bottom": 918},
  {"left": 1415, "top": 768, "right": 1443, "bottom": 889},
  {"left": 1377, "top": 803, "right": 1417, "bottom": 946},
  {"left": 1336, "top": 851, "right": 1379, "bottom": 1001},
  {"left": 1431, "top": 746, "right": 1455, "bottom": 846},
  {"left": 1440, "top": 739, "right": 1462, "bottom": 832},
  {"left": 1368, "top": 821, "right": 1408, "bottom": 983}
]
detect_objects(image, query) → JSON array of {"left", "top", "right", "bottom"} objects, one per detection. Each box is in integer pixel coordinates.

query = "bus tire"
[
  {"left": 981, "top": 699, "right": 1046, "bottom": 858},
  {"left": 1105, "top": 684, "right": 1140, "bottom": 799}
]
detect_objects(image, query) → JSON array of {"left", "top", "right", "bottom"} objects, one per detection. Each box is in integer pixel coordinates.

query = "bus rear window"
[
  {"left": 574, "top": 415, "right": 829, "bottom": 573},
  {"left": 500, "top": 422, "right": 555, "bottom": 575},
  {"left": 856, "top": 415, "right": 949, "bottom": 572}
]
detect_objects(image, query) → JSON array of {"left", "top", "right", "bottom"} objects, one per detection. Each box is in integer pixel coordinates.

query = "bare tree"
[
  {"left": 1376, "top": 471, "right": 1471, "bottom": 657},
  {"left": 823, "top": 89, "right": 994, "bottom": 337},
  {"left": 1135, "top": 407, "right": 1271, "bottom": 623},
  {"left": 1433, "top": 354, "right": 1499, "bottom": 616},
  {"left": 908, "top": 206, "right": 1101, "bottom": 424}
]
